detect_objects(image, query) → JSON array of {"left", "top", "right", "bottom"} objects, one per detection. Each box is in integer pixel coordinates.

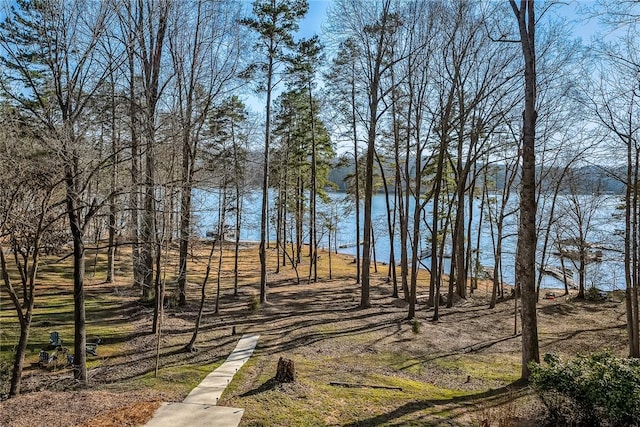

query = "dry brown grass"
[{"left": 0, "top": 242, "right": 629, "bottom": 426}]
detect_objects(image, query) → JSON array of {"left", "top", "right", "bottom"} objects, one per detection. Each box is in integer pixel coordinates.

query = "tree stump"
[{"left": 275, "top": 357, "right": 295, "bottom": 383}]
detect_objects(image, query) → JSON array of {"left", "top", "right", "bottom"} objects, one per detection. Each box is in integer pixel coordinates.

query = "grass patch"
[
  {"left": 109, "top": 361, "right": 224, "bottom": 396},
  {"left": 223, "top": 352, "right": 495, "bottom": 426},
  {"left": 434, "top": 354, "right": 520, "bottom": 382}
]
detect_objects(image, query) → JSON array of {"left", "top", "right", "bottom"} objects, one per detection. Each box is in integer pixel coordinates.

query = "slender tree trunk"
[
  {"left": 351, "top": 61, "right": 361, "bottom": 286},
  {"left": 232, "top": 119, "right": 242, "bottom": 297},
  {"left": 178, "top": 143, "right": 193, "bottom": 305},
  {"left": 2, "top": 247, "right": 35, "bottom": 397},
  {"left": 430, "top": 137, "right": 447, "bottom": 311},
  {"left": 69, "top": 202, "right": 87, "bottom": 384},
  {"left": 632, "top": 146, "right": 640, "bottom": 357},
  {"left": 259, "top": 52, "right": 275, "bottom": 304},
  {"left": 361, "top": 117, "right": 375, "bottom": 309},
  {"left": 308, "top": 82, "right": 318, "bottom": 283},
  {"left": 141, "top": 136, "right": 156, "bottom": 301},
  {"left": 234, "top": 192, "right": 241, "bottom": 297},
  {"left": 275, "top": 182, "right": 283, "bottom": 274},
  {"left": 511, "top": 0, "right": 540, "bottom": 380},
  {"left": 375, "top": 152, "right": 397, "bottom": 295},
  {"left": 399, "top": 119, "right": 410, "bottom": 301},
  {"left": 106, "top": 76, "right": 118, "bottom": 284},
  {"left": 296, "top": 175, "right": 303, "bottom": 265},
  {"left": 408, "top": 141, "right": 423, "bottom": 319},
  {"left": 454, "top": 142, "right": 467, "bottom": 300},
  {"left": 625, "top": 130, "right": 640, "bottom": 357},
  {"left": 152, "top": 197, "right": 164, "bottom": 335},
  {"left": 490, "top": 235, "right": 503, "bottom": 309},
  {"left": 215, "top": 187, "right": 227, "bottom": 314},
  {"left": 282, "top": 158, "right": 288, "bottom": 268},
  {"left": 128, "top": 46, "right": 142, "bottom": 291},
  {"left": 466, "top": 175, "right": 475, "bottom": 294},
  {"left": 185, "top": 238, "right": 217, "bottom": 352}
]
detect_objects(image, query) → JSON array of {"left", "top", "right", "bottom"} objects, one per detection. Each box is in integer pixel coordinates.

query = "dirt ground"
[{"left": 0, "top": 246, "right": 630, "bottom": 426}]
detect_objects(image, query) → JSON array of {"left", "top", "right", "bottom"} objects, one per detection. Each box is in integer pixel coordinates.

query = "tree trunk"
[
  {"left": 215, "top": 187, "right": 227, "bottom": 314},
  {"left": 259, "top": 52, "right": 274, "bottom": 305},
  {"left": 1, "top": 247, "right": 35, "bottom": 397},
  {"left": 233, "top": 121, "right": 242, "bottom": 297},
  {"left": 361, "top": 118, "right": 375, "bottom": 308},
  {"left": 71, "top": 222, "right": 87, "bottom": 384},
  {"left": 128, "top": 50, "right": 142, "bottom": 291},
  {"left": 106, "top": 197, "right": 117, "bottom": 283},
  {"left": 178, "top": 159, "right": 192, "bottom": 306},
  {"left": 275, "top": 357, "right": 296, "bottom": 383},
  {"left": 352, "top": 63, "right": 361, "bottom": 286},
  {"left": 511, "top": 0, "right": 540, "bottom": 380},
  {"left": 106, "top": 71, "right": 118, "bottom": 284},
  {"left": 185, "top": 238, "right": 217, "bottom": 352},
  {"left": 308, "top": 82, "right": 318, "bottom": 284},
  {"left": 429, "top": 134, "right": 448, "bottom": 312},
  {"left": 234, "top": 191, "right": 242, "bottom": 297},
  {"left": 408, "top": 143, "right": 422, "bottom": 319},
  {"left": 625, "top": 127, "right": 640, "bottom": 357},
  {"left": 141, "top": 139, "right": 156, "bottom": 302}
]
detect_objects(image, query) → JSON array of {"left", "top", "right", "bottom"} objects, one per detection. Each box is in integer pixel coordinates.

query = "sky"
[
  {"left": 0, "top": 0, "right": 614, "bottom": 123},
  {"left": 297, "top": 0, "right": 603, "bottom": 44},
  {"left": 298, "top": 0, "right": 331, "bottom": 40}
]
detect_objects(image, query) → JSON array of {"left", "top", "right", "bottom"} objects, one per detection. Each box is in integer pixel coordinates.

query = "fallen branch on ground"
[{"left": 329, "top": 382, "right": 403, "bottom": 391}]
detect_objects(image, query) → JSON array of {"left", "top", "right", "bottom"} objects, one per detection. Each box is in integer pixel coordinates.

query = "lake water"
[{"left": 193, "top": 189, "right": 626, "bottom": 291}]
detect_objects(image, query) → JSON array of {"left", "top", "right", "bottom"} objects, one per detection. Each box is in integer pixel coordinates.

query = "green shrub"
[
  {"left": 163, "top": 290, "right": 180, "bottom": 309},
  {"left": 530, "top": 351, "right": 640, "bottom": 426},
  {"left": 585, "top": 287, "right": 606, "bottom": 301},
  {"left": 411, "top": 319, "right": 420, "bottom": 334},
  {"left": 0, "top": 352, "right": 13, "bottom": 395},
  {"left": 248, "top": 295, "right": 260, "bottom": 312}
]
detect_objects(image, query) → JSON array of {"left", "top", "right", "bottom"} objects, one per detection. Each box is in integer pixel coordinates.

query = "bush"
[
  {"left": 585, "top": 287, "right": 607, "bottom": 301},
  {"left": 0, "top": 352, "right": 13, "bottom": 395},
  {"left": 248, "top": 294, "right": 260, "bottom": 312},
  {"left": 163, "top": 291, "right": 180, "bottom": 309},
  {"left": 530, "top": 351, "right": 640, "bottom": 426},
  {"left": 411, "top": 319, "right": 420, "bottom": 334}
]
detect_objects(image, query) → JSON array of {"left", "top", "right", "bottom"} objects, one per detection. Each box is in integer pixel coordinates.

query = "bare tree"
[
  {"left": 171, "top": 0, "right": 244, "bottom": 306},
  {"left": 0, "top": 0, "right": 116, "bottom": 384},
  {"left": 327, "top": 0, "right": 401, "bottom": 308},
  {"left": 509, "top": 0, "right": 540, "bottom": 380},
  {"left": 0, "top": 113, "right": 63, "bottom": 396},
  {"left": 586, "top": 4, "right": 640, "bottom": 355}
]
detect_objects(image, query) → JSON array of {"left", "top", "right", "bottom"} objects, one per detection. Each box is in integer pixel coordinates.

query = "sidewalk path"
[{"left": 145, "top": 334, "right": 260, "bottom": 427}]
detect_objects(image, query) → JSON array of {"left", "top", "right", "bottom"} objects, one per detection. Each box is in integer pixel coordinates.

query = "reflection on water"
[{"left": 194, "top": 189, "right": 626, "bottom": 291}]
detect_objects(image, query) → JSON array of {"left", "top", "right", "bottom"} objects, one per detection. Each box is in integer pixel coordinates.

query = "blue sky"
[
  {"left": 298, "top": 0, "right": 330, "bottom": 40},
  {"left": 295, "top": 0, "right": 602, "bottom": 43}
]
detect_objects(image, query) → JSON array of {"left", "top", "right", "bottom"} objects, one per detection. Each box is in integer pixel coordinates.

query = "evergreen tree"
[{"left": 241, "top": 0, "right": 308, "bottom": 303}]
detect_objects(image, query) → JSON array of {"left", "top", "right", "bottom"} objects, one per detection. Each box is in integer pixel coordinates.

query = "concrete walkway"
[{"left": 145, "top": 334, "right": 260, "bottom": 427}]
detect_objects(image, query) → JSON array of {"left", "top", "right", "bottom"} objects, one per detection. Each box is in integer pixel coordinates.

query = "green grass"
[
  {"left": 111, "top": 361, "right": 224, "bottom": 396},
  {"left": 221, "top": 350, "right": 517, "bottom": 426},
  {"left": 433, "top": 354, "right": 521, "bottom": 383},
  {"left": 0, "top": 252, "right": 137, "bottom": 370}
]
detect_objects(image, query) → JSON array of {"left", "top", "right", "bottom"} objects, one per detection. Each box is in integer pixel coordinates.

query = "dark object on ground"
[
  {"left": 275, "top": 357, "right": 295, "bottom": 383},
  {"left": 49, "top": 331, "right": 63, "bottom": 348},
  {"left": 86, "top": 337, "right": 101, "bottom": 356},
  {"left": 38, "top": 346, "right": 69, "bottom": 369},
  {"left": 329, "top": 382, "right": 403, "bottom": 391}
]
